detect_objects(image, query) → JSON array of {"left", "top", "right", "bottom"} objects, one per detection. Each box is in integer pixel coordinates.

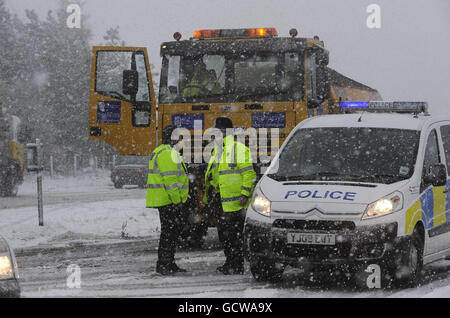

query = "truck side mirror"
[
  {"left": 316, "top": 51, "right": 329, "bottom": 66},
  {"left": 122, "top": 69, "right": 139, "bottom": 97},
  {"left": 424, "top": 163, "right": 447, "bottom": 187}
]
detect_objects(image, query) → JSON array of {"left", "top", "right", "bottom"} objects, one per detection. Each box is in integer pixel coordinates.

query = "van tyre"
[
  {"left": 393, "top": 227, "right": 424, "bottom": 287},
  {"left": 250, "top": 258, "right": 284, "bottom": 282}
]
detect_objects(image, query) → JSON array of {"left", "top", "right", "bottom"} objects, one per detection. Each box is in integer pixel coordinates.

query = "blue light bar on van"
[
  {"left": 340, "top": 101, "right": 368, "bottom": 108},
  {"left": 340, "top": 101, "right": 428, "bottom": 114}
]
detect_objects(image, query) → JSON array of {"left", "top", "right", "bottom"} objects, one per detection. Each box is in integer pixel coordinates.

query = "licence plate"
[{"left": 287, "top": 232, "right": 336, "bottom": 245}]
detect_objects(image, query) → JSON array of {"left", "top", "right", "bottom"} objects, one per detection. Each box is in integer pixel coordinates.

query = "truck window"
[
  {"left": 96, "top": 51, "right": 133, "bottom": 100},
  {"left": 280, "top": 52, "right": 304, "bottom": 100},
  {"left": 306, "top": 53, "right": 317, "bottom": 102},
  {"left": 159, "top": 51, "right": 304, "bottom": 103},
  {"left": 234, "top": 53, "right": 278, "bottom": 94},
  {"left": 440, "top": 125, "right": 450, "bottom": 175},
  {"left": 135, "top": 54, "right": 150, "bottom": 102}
]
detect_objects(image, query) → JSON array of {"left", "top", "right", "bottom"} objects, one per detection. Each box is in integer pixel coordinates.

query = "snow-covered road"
[
  {"left": 15, "top": 235, "right": 450, "bottom": 298},
  {"left": 2, "top": 172, "right": 450, "bottom": 297}
]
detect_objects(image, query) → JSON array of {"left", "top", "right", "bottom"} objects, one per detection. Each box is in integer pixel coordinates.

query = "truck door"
[{"left": 88, "top": 47, "right": 157, "bottom": 155}]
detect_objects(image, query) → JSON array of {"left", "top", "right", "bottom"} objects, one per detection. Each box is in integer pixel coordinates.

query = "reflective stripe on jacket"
[
  {"left": 146, "top": 144, "right": 189, "bottom": 207},
  {"left": 203, "top": 135, "right": 256, "bottom": 212}
]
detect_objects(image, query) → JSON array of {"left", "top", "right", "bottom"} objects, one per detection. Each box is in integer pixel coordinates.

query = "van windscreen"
[{"left": 268, "top": 127, "right": 420, "bottom": 184}]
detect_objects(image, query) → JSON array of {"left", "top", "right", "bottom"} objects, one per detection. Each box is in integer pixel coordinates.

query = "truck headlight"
[
  {"left": 251, "top": 190, "right": 271, "bottom": 217},
  {"left": 363, "top": 191, "right": 403, "bottom": 219},
  {"left": 0, "top": 255, "right": 13, "bottom": 279}
]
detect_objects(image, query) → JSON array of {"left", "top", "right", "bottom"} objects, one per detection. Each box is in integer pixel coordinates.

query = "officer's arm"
[
  {"left": 158, "top": 150, "right": 183, "bottom": 205},
  {"left": 237, "top": 144, "right": 256, "bottom": 197}
]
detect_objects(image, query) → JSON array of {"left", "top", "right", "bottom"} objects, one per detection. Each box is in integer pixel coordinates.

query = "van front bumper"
[
  {"left": 0, "top": 278, "right": 20, "bottom": 298},
  {"left": 244, "top": 218, "right": 406, "bottom": 269}
]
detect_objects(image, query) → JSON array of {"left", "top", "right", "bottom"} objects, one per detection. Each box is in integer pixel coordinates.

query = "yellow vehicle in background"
[
  {"left": 0, "top": 107, "right": 25, "bottom": 197},
  {"left": 88, "top": 27, "right": 381, "bottom": 245}
]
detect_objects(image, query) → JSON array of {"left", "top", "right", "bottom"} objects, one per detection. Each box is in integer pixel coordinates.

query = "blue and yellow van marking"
[{"left": 405, "top": 184, "right": 449, "bottom": 235}]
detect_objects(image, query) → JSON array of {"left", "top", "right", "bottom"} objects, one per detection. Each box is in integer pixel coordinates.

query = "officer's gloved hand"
[{"left": 239, "top": 195, "right": 249, "bottom": 207}]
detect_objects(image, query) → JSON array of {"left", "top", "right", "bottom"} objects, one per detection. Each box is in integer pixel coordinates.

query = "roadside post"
[{"left": 26, "top": 139, "right": 44, "bottom": 226}]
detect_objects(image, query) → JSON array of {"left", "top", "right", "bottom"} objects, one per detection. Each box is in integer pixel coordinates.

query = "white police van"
[{"left": 244, "top": 101, "right": 450, "bottom": 286}]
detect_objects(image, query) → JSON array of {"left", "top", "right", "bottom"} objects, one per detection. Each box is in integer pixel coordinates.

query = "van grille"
[{"left": 272, "top": 219, "right": 356, "bottom": 232}]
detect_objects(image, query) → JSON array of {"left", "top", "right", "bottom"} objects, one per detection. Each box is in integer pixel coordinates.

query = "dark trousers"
[
  {"left": 214, "top": 195, "right": 245, "bottom": 269},
  {"left": 157, "top": 204, "right": 185, "bottom": 268}
]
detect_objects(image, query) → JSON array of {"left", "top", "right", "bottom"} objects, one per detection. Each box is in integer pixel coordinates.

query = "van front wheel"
[{"left": 393, "top": 227, "right": 424, "bottom": 287}]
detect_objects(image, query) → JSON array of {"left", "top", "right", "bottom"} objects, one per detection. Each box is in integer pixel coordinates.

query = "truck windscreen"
[
  {"left": 268, "top": 127, "right": 420, "bottom": 184},
  {"left": 159, "top": 52, "right": 304, "bottom": 103}
]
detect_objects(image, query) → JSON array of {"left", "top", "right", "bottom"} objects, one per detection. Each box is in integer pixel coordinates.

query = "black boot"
[{"left": 169, "top": 263, "right": 187, "bottom": 273}]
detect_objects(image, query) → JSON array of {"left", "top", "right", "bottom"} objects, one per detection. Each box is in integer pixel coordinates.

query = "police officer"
[
  {"left": 182, "top": 60, "right": 222, "bottom": 97},
  {"left": 146, "top": 125, "right": 189, "bottom": 275},
  {"left": 203, "top": 117, "right": 256, "bottom": 274},
  {"left": 183, "top": 60, "right": 210, "bottom": 97}
]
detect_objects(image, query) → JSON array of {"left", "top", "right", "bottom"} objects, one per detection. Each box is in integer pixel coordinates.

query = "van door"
[
  {"left": 437, "top": 124, "right": 450, "bottom": 254},
  {"left": 88, "top": 47, "right": 157, "bottom": 155},
  {"left": 420, "top": 128, "right": 447, "bottom": 255}
]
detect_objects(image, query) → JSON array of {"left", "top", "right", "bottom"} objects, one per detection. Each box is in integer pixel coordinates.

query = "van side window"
[
  {"left": 440, "top": 125, "right": 450, "bottom": 175},
  {"left": 422, "top": 130, "right": 440, "bottom": 187}
]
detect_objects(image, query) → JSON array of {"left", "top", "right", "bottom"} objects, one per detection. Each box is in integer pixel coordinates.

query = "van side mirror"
[
  {"left": 424, "top": 163, "right": 447, "bottom": 187},
  {"left": 122, "top": 69, "right": 139, "bottom": 96}
]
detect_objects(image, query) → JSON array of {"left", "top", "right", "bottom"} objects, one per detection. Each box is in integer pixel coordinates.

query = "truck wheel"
[
  {"left": 393, "top": 227, "right": 424, "bottom": 287},
  {"left": 113, "top": 181, "right": 123, "bottom": 189},
  {"left": 250, "top": 258, "right": 284, "bottom": 282}
]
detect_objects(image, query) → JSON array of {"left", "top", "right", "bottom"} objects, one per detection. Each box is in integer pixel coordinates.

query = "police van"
[{"left": 244, "top": 101, "right": 450, "bottom": 286}]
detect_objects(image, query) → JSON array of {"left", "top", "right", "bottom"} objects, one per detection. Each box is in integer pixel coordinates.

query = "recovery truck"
[
  {"left": 88, "top": 27, "right": 381, "bottom": 245},
  {"left": 0, "top": 107, "right": 24, "bottom": 197}
]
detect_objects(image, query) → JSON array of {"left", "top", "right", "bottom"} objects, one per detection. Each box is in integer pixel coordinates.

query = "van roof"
[{"left": 299, "top": 113, "right": 448, "bottom": 131}]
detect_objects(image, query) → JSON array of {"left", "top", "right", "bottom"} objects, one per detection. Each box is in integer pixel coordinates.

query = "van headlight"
[
  {"left": 0, "top": 255, "right": 13, "bottom": 279},
  {"left": 363, "top": 191, "right": 403, "bottom": 219},
  {"left": 251, "top": 190, "right": 271, "bottom": 217}
]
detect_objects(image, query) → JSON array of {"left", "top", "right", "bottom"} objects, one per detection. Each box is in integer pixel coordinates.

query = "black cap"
[
  {"left": 213, "top": 117, "right": 233, "bottom": 129},
  {"left": 162, "top": 124, "right": 178, "bottom": 144}
]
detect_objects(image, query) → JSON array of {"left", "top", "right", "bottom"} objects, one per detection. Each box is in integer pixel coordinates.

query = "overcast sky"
[{"left": 5, "top": 0, "right": 450, "bottom": 114}]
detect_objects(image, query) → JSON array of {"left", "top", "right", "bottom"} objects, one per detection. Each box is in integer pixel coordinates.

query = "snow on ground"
[
  {"left": 19, "top": 170, "right": 113, "bottom": 195},
  {"left": 0, "top": 199, "right": 160, "bottom": 249},
  {"left": 0, "top": 172, "right": 160, "bottom": 249}
]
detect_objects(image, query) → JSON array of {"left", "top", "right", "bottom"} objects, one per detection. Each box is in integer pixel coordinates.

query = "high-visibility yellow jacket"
[
  {"left": 182, "top": 74, "right": 222, "bottom": 97},
  {"left": 146, "top": 144, "right": 189, "bottom": 208},
  {"left": 203, "top": 135, "right": 256, "bottom": 212}
]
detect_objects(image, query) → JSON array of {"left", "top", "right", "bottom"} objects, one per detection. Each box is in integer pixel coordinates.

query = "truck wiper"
[{"left": 96, "top": 91, "right": 128, "bottom": 100}]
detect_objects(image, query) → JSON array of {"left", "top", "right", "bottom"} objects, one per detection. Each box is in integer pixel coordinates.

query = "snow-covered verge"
[
  {"left": 0, "top": 199, "right": 160, "bottom": 249},
  {"left": 19, "top": 170, "right": 117, "bottom": 195},
  {"left": 0, "top": 172, "right": 160, "bottom": 249}
]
